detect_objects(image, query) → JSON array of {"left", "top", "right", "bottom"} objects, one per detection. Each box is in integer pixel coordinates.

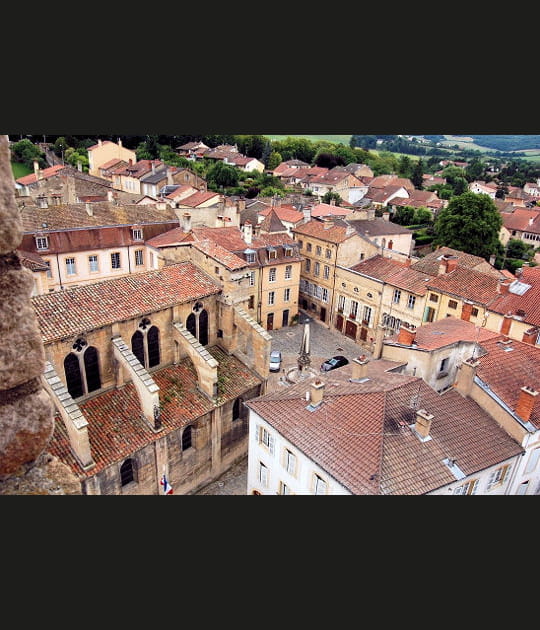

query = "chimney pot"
[
  {"left": 414, "top": 409, "right": 434, "bottom": 439},
  {"left": 309, "top": 379, "right": 325, "bottom": 406},
  {"left": 515, "top": 386, "right": 539, "bottom": 422},
  {"left": 351, "top": 356, "right": 369, "bottom": 380},
  {"left": 397, "top": 324, "right": 417, "bottom": 346}
]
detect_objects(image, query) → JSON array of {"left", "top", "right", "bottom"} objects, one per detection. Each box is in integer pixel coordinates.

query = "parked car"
[
  {"left": 320, "top": 355, "right": 349, "bottom": 372},
  {"left": 269, "top": 350, "right": 282, "bottom": 372}
]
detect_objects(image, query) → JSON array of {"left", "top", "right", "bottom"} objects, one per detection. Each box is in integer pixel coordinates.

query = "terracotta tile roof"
[
  {"left": 192, "top": 239, "right": 248, "bottom": 270},
  {"left": 99, "top": 158, "right": 125, "bottom": 170},
  {"left": 165, "top": 185, "right": 197, "bottom": 200},
  {"left": 368, "top": 175, "right": 414, "bottom": 190},
  {"left": 192, "top": 226, "right": 297, "bottom": 253},
  {"left": 258, "top": 205, "right": 304, "bottom": 223},
  {"left": 16, "top": 164, "right": 66, "bottom": 186},
  {"left": 489, "top": 266, "right": 540, "bottom": 326},
  {"left": 346, "top": 218, "right": 413, "bottom": 236},
  {"left": 47, "top": 346, "right": 262, "bottom": 478},
  {"left": 427, "top": 266, "right": 501, "bottom": 305},
  {"left": 16, "top": 249, "right": 49, "bottom": 271},
  {"left": 385, "top": 316, "right": 501, "bottom": 350},
  {"left": 349, "top": 255, "right": 430, "bottom": 294},
  {"left": 292, "top": 218, "right": 352, "bottom": 244},
  {"left": 410, "top": 247, "right": 496, "bottom": 276},
  {"left": 246, "top": 364, "right": 522, "bottom": 494},
  {"left": 21, "top": 202, "right": 179, "bottom": 232},
  {"left": 177, "top": 191, "right": 220, "bottom": 207},
  {"left": 308, "top": 170, "right": 353, "bottom": 185},
  {"left": 87, "top": 141, "right": 113, "bottom": 151},
  {"left": 501, "top": 208, "right": 540, "bottom": 232},
  {"left": 475, "top": 336, "right": 540, "bottom": 429},
  {"left": 310, "top": 203, "right": 352, "bottom": 217},
  {"left": 258, "top": 209, "right": 287, "bottom": 233},
  {"left": 114, "top": 160, "right": 163, "bottom": 179},
  {"left": 365, "top": 185, "right": 408, "bottom": 203},
  {"left": 146, "top": 227, "right": 194, "bottom": 247},
  {"left": 272, "top": 160, "right": 310, "bottom": 175},
  {"left": 32, "top": 262, "right": 221, "bottom": 343}
]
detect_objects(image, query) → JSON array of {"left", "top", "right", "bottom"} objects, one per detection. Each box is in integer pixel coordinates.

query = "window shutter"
[
  {"left": 269, "top": 434, "right": 275, "bottom": 456},
  {"left": 255, "top": 424, "right": 261, "bottom": 445}
]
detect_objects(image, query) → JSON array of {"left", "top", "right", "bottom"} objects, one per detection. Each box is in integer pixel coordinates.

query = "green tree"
[
  {"left": 397, "top": 155, "right": 413, "bottom": 178},
  {"left": 53, "top": 136, "right": 70, "bottom": 158},
  {"left": 392, "top": 206, "right": 415, "bottom": 225},
  {"left": 207, "top": 160, "right": 239, "bottom": 189},
  {"left": 413, "top": 207, "right": 433, "bottom": 224},
  {"left": 267, "top": 151, "right": 282, "bottom": 171},
  {"left": 136, "top": 135, "right": 161, "bottom": 160},
  {"left": 433, "top": 191, "right": 503, "bottom": 260},
  {"left": 411, "top": 158, "right": 425, "bottom": 189},
  {"left": 505, "top": 238, "right": 534, "bottom": 260},
  {"left": 321, "top": 191, "right": 342, "bottom": 205},
  {"left": 10, "top": 139, "right": 47, "bottom": 169}
]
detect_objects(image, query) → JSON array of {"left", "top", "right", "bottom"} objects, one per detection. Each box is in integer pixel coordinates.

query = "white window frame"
[
  {"left": 279, "top": 481, "right": 291, "bottom": 495},
  {"left": 269, "top": 267, "right": 277, "bottom": 282},
  {"left": 338, "top": 295, "right": 345, "bottom": 312},
  {"left": 88, "top": 254, "right": 99, "bottom": 273},
  {"left": 132, "top": 228, "right": 143, "bottom": 241},
  {"left": 313, "top": 474, "right": 328, "bottom": 495},
  {"left": 314, "top": 262, "right": 320, "bottom": 276},
  {"left": 259, "top": 462, "right": 269, "bottom": 488},
  {"left": 323, "top": 265, "right": 330, "bottom": 280},
  {"left": 268, "top": 291, "right": 275, "bottom": 306},
  {"left": 393, "top": 288, "right": 401, "bottom": 304},
  {"left": 350, "top": 300, "right": 358, "bottom": 319},
  {"left": 284, "top": 288, "right": 290, "bottom": 302},
  {"left": 65, "top": 257, "right": 76, "bottom": 276},
  {"left": 487, "top": 464, "right": 510, "bottom": 491},
  {"left": 525, "top": 449, "right": 540, "bottom": 474},
  {"left": 322, "top": 288, "right": 329, "bottom": 303},
  {"left": 134, "top": 249, "right": 144, "bottom": 266},
  {"left": 363, "top": 306, "right": 372, "bottom": 326},
  {"left": 35, "top": 236, "right": 49, "bottom": 250},
  {"left": 44, "top": 260, "right": 52, "bottom": 278},
  {"left": 285, "top": 449, "right": 297, "bottom": 476},
  {"left": 259, "top": 426, "right": 275, "bottom": 455},
  {"left": 285, "top": 265, "right": 292, "bottom": 280},
  {"left": 454, "top": 479, "right": 478, "bottom": 495},
  {"left": 249, "top": 271, "right": 255, "bottom": 286},
  {"left": 407, "top": 294, "right": 416, "bottom": 309},
  {"left": 111, "top": 252, "right": 121, "bottom": 269}
]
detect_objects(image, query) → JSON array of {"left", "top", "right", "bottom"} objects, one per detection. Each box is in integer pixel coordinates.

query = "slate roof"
[
  {"left": 47, "top": 345, "right": 263, "bottom": 478},
  {"left": 474, "top": 336, "right": 540, "bottom": 430},
  {"left": 245, "top": 363, "right": 523, "bottom": 494},
  {"left": 258, "top": 208, "right": 287, "bottom": 233},
  {"left": 32, "top": 262, "right": 221, "bottom": 343}
]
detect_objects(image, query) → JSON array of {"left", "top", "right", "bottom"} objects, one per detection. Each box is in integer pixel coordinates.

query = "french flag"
[{"left": 160, "top": 474, "right": 174, "bottom": 495}]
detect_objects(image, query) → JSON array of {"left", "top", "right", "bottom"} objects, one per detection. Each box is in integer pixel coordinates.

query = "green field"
[
  {"left": 265, "top": 134, "right": 352, "bottom": 145},
  {"left": 11, "top": 162, "right": 32, "bottom": 178}
]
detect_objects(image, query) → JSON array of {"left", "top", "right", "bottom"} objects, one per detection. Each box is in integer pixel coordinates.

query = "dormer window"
[
  {"left": 284, "top": 246, "right": 293, "bottom": 257},
  {"left": 35, "top": 236, "right": 49, "bottom": 250},
  {"left": 267, "top": 246, "right": 277, "bottom": 259},
  {"left": 132, "top": 228, "right": 143, "bottom": 241},
  {"left": 245, "top": 249, "right": 256, "bottom": 263}
]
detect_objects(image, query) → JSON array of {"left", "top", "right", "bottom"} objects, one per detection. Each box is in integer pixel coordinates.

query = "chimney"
[
  {"left": 107, "top": 190, "right": 114, "bottom": 202},
  {"left": 454, "top": 357, "right": 479, "bottom": 397},
  {"left": 414, "top": 409, "right": 434, "bottom": 440},
  {"left": 367, "top": 207, "right": 375, "bottom": 220},
  {"left": 330, "top": 198, "right": 335, "bottom": 206},
  {"left": 118, "top": 138, "right": 122, "bottom": 147},
  {"left": 303, "top": 207, "right": 311, "bottom": 223},
  {"left": 522, "top": 327, "right": 538, "bottom": 345},
  {"left": 515, "top": 386, "right": 539, "bottom": 422},
  {"left": 77, "top": 161, "right": 82, "bottom": 172},
  {"left": 33, "top": 160, "right": 40, "bottom": 182},
  {"left": 151, "top": 162, "right": 156, "bottom": 174},
  {"left": 85, "top": 202, "right": 93, "bottom": 216},
  {"left": 98, "top": 139, "right": 102, "bottom": 146},
  {"left": 128, "top": 158, "right": 133, "bottom": 166},
  {"left": 500, "top": 312, "right": 513, "bottom": 335},
  {"left": 182, "top": 212, "right": 192, "bottom": 232},
  {"left": 382, "top": 211, "right": 390, "bottom": 221},
  {"left": 438, "top": 255, "right": 458, "bottom": 274},
  {"left": 397, "top": 323, "right": 417, "bottom": 346},
  {"left": 244, "top": 220, "right": 253, "bottom": 245},
  {"left": 498, "top": 278, "right": 512, "bottom": 294},
  {"left": 489, "top": 254, "right": 496, "bottom": 266},
  {"left": 372, "top": 324, "right": 385, "bottom": 359},
  {"left": 351, "top": 355, "right": 369, "bottom": 380},
  {"left": 309, "top": 379, "right": 325, "bottom": 407},
  {"left": 404, "top": 257, "right": 412, "bottom": 267},
  {"left": 167, "top": 167, "right": 175, "bottom": 185}
]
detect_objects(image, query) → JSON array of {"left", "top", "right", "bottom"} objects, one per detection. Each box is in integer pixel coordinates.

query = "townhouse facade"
[{"left": 87, "top": 139, "right": 137, "bottom": 178}]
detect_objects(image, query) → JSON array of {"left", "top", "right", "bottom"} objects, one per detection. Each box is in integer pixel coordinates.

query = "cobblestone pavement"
[{"left": 195, "top": 311, "right": 369, "bottom": 495}]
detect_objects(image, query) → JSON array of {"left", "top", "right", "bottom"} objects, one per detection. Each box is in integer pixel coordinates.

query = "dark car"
[{"left": 320, "top": 355, "right": 349, "bottom": 372}]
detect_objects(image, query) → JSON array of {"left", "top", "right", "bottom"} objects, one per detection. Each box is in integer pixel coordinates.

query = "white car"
[{"left": 269, "top": 350, "right": 282, "bottom": 372}]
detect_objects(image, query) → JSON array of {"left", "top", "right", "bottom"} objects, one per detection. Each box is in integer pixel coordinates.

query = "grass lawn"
[{"left": 11, "top": 162, "right": 32, "bottom": 178}]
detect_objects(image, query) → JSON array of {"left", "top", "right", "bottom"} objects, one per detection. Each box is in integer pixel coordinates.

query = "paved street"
[{"left": 195, "top": 311, "right": 368, "bottom": 495}]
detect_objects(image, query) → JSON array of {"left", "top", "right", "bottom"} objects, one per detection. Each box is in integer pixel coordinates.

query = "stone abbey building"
[{"left": 32, "top": 261, "right": 272, "bottom": 494}]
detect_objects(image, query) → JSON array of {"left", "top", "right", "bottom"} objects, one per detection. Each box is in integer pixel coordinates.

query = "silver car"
[{"left": 269, "top": 350, "right": 282, "bottom": 372}]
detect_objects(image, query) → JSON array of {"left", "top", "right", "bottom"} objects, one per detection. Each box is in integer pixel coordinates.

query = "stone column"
[{"left": 0, "top": 135, "right": 80, "bottom": 494}]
